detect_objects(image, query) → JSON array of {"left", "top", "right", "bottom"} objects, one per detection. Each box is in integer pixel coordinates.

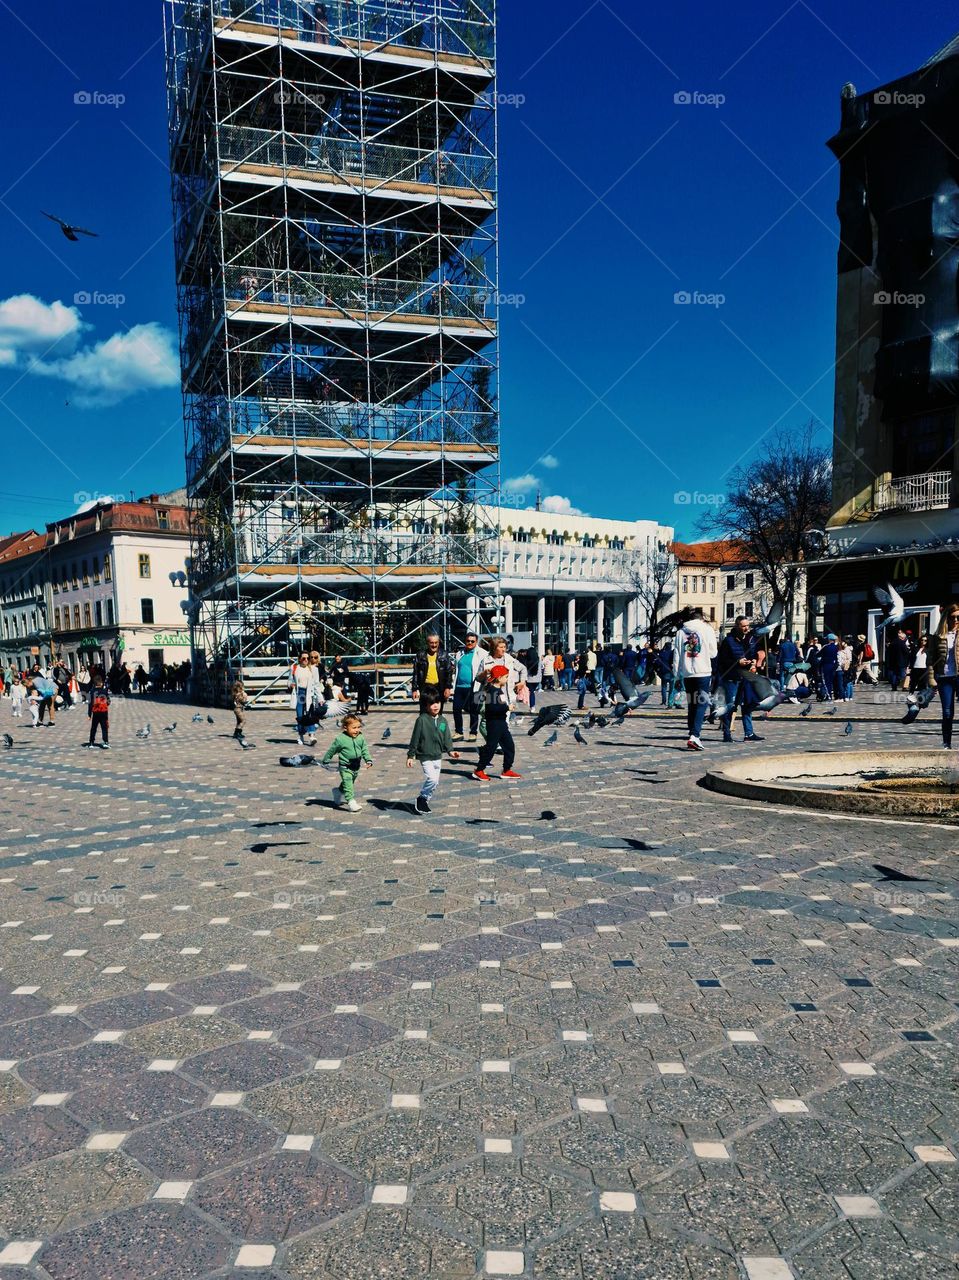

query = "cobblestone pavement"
[{"left": 0, "top": 690, "right": 955, "bottom": 1280}]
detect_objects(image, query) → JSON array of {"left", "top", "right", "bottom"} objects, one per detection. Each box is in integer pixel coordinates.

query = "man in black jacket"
[
  {"left": 411, "top": 631, "right": 453, "bottom": 710},
  {"left": 717, "top": 616, "right": 763, "bottom": 743}
]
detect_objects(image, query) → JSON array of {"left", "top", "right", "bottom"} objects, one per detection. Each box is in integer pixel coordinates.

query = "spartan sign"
[{"left": 893, "top": 557, "right": 919, "bottom": 592}]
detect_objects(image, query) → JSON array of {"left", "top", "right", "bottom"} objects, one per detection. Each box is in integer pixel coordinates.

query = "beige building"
[{"left": 671, "top": 540, "right": 806, "bottom": 637}]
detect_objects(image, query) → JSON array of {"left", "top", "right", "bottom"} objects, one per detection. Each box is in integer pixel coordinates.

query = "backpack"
[
  {"left": 91, "top": 690, "right": 109, "bottom": 714},
  {"left": 862, "top": 643, "right": 874, "bottom": 660}
]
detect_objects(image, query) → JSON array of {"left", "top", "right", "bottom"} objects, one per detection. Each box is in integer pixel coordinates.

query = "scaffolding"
[{"left": 162, "top": 0, "right": 499, "bottom": 695}]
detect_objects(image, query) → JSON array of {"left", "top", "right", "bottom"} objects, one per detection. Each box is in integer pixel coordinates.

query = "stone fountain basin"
[{"left": 705, "top": 749, "right": 959, "bottom": 822}]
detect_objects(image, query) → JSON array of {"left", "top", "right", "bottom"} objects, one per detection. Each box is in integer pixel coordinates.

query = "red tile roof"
[{"left": 669, "top": 539, "right": 752, "bottom": 567}]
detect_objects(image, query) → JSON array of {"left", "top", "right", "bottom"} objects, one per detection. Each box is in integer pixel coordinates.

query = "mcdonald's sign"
[{"left": 892, "top": 556, "right": 919, "bottom": 592}]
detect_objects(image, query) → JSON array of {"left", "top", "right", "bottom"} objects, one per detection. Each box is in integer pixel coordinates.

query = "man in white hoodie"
[{"left": 678, "top": 608, "right": 718, "bottom": 752}]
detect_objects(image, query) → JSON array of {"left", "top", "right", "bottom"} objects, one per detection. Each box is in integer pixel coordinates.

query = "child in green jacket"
[
  {"left": 321, "top": 714, "right": 372, "bottom": 812},
  {"left": 406, "top": 696, "right": 460, "bottom": 814}
]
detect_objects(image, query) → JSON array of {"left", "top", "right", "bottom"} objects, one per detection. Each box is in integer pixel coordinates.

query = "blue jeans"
[
  {"left": 938, "top": 676, "right": 957, "bottom": 746},
  {"left": 559, "top": 668, "right": 573, "bottom": 690},
  {"left": 684, "top": 676, "right": 711, "bottom": 740},
  {"left": 452, "top": 685, "right": 478, "bottom": 735},
  {"left": 720, "top": 678, "right": 753, "bottom": 739},
  {"left": 660, "top": 675, "right": 674, "bottom": 706},
  {"left": 576, "top": 677, "right": 588, "bottom": 709}
]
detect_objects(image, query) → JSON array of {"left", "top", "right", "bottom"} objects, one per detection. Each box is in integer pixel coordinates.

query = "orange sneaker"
[
  {"left": 472, "top": 769, "right": 490, "bottom": 781},
  {"left": 500, "top": 770, "right": 523, "bottom": 779}
]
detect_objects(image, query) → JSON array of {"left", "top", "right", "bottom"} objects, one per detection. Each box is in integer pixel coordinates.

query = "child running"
[
  {"left": 407, "top": 695, "right": 461, "bottom": 814},
  {"left": 9, "top": 677, "right": 24, "bottom": 718},
  {"left": 321, "top": 713, "right": 372, "bottom": 812},
  {"left": 232, "top": 679, "right": 249, "bottom": 739},
  {"left": 473, "top": 664, "right": 522, "bottom": 782},
  {"left": 86, "top": 675, "right": 111, "bottom": 749}
]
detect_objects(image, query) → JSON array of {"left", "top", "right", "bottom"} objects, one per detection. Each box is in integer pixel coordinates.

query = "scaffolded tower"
[{"left": 163, "top": 0, "right": 499, "bottom": 687}]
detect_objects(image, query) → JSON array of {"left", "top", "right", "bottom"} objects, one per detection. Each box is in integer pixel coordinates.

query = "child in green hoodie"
[
  {"left": 406, "top": 696, "right": 461, "bottom": 815},
  {"left": 321, "top": 714, "right": 372, "bottom": 812}
]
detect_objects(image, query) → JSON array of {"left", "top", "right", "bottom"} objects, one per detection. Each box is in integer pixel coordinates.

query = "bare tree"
[
  {"left": 697, "top": 424, "right": 832, "bottom": 636},
  {"left": 623, "top": 546, "right": 677, "bottom": 640}
]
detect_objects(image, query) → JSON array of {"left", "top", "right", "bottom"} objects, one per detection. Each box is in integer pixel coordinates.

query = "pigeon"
[
  {"left": 902, "top": 687, "right": 936, "bottom": 723},
  {"left": 755, "top": 600, "right": 785, "bottom": 636},
  {"left": 238, "top": 738, "right": 256, "bottom": 750},
  {"left": 873, "top": 863, "right": 929, "bottom": 884},
  {"left": 902, "top": 704, "right": 921, "bottom": 725},
  {"left": 164, "top": 723, "right": 177, "bottom": 733},
  {"left": 844, "top": 721, "right": 853, "bottom": 735},
  {"left": 824, "top": 706, "right": 837, "bottom": 716},
  {"left": 586, "top": 713, "right": 609, "bottom": 729},
  {"left": 251, "top": 820, "right": 301, "bottom": 827},
  {"left": 42, "top": 211, "right": 98, "bottom": 241},
  {"left": 527, "top": 704, "right": 572, "bottom": 736},
  {"left": 136, "top": 724, "right": 152, "bottom": 739},
  {"left": 381, "top": 727, "right": 391, "bottom": 739},
  {"left": 1, "top": 733, "right": 12, "bottom": 749},
  {"left": 207, "top": 715, "right": 215, "bottom": 724},
  {"left": 573, "top": 727, "right": 588, "bottom": 746},
  {"left": 800, "top": 703, "right": 812, "bottom": 717},
  {"left": 279, "top": 754, "right": 320, "bottom": 767},
  {"left": 543, "top": 730, "right": 559, "bottom": 746},
  {"left": 192, "top": 713, "right": 203, "bottom": 723},
  {"left": 538, "top": 810, "right": 557, "bottom": 821}
]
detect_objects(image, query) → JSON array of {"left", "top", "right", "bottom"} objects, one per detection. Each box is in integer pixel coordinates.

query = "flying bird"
[
  {"left": 543, "top": 730, "right": 559, "bottom": 746},
  {"left": 136, "top": 724, "right": 152, "bottom": 739},
  {"left": 844, "top": 721, "right": 853, "bottom": 735},
  {"left": 1, "top": 733, "right": 12, "bottom": 749},
  {"left": 586, "top": 713, "right": 609, "bottom": 729},
  {"left": 573, "top": 726, "right": 588, "bottom": 746},
  {"left": 872, "top": 582, "right": 922, "bottom": 631},
  {"left": 902, "top": 687, "right": 936, "bottom": 724},
  {"left": 527, "top": 704, "right": 571, "bottom": 736},
  {"left": 381, "top": 727, "right": 391, "bottom": 739},
  {"left": 42, "top": 211, "right": 99, "bottom": 241},
  {"left": 873, "top": 863, "right": 929, "bottom": 884},
  {"left": 754, "top": 600, "right": 785, "bottom": 637},
  {"left": 164, "top": 722, "right": 177, "bottom": 733}
]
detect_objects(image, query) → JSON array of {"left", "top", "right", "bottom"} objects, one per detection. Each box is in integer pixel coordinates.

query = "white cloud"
[
  {"left": 0, "top": 294, "right": 82, "bottom": 363},
  {"left": 541, "top": 494, "right": 585, "bottom": 516},
  {"left": 503, "top": 473, "right": 538, "bottom": 495},
  {"left": 33, "top": 323, "right": 180, "bottom": 406},
  {"left": 539, "top": 454, "right": 559, "bottom": 469}
]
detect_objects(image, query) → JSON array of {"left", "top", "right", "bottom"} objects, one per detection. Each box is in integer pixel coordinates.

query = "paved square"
[{"left": 0, "top": 693, "right": 955, "bottom": 1278}]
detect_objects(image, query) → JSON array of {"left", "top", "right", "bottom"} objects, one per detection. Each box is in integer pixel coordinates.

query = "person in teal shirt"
[{"left": 450, "top": 632, "right": 486, "bottom": 740}]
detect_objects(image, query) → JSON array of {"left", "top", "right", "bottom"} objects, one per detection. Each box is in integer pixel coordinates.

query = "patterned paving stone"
[
  {"left": 16, "top": 1043, "right": 146, "bottom": 1093},
  {"left": 280, "top": 1012, "right": 397, "bottom": 1058},
  {"left": 194, "top": 1151, "right": 364, "bottom": 1240},
  {"left": 122, "top": 1107, "right": 278, "bottom": 1178},
  {"left": 66, "top": 1071, "right": 206, "bottom": 1131},
  {"left": 179, "top": 1039, "right": 310, "bottom": 1092},
  {"left": 286, "top": 1214, "right": 475, "bottom": 1279},
  {"left": 0, "top": 1149, "right": 151, "bottom": 1238},
  {"left": 0, "top": 1107, "right": 87, "bottom": 1174}
]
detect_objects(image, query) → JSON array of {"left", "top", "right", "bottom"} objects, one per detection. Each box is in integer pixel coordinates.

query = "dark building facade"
[{"left": 807, "top": 33, "right": 959, "bottom": 650}]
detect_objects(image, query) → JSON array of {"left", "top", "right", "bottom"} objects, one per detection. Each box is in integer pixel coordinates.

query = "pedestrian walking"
[
  {"left": 472, "top": 665, "right": 522, "bottom": 781},
  {"left": 407, "top": 695, "right": 461, "bottom": 814},
  {"left": 86, "top": 675, "right": 111, "bottom": 749},
  {"left": 910, "top": 634, "right": 930, "bottom": 694},
  {"left": 541, "top": 648, "right": 556, "bottom": 691},
  {"left": 411, "top": 631, "right": 453, "bottom": 711},
  {"left": 450, "top": 631, "right": 487, "bottom": 741},
  {"left": 716, "top": 615, "right": 764, "bottom": 743},
  {"left": 679, "top": 608, "right": 718, "bottom": 751},
  {"left": 928, "top": 604, "right": 959, "bottom": 749},
  {"left": 232, "top": 679, "right": 249, "bottom": 739},
  {"left": 321, "top": 713, "right": 373, "bottom": 811}
]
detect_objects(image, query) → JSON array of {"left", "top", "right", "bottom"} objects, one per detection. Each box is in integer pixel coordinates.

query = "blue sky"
[{"left": 0, "top": 0, "right": 952, "bottom": 538}]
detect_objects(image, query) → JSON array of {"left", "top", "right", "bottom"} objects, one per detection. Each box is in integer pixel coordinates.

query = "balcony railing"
[
  {"left": 240, "top": 529, "right": 493, "bottom": 568},
  {"left": 224, "top": 265, "right": 496, "bottom": 325},
  {"left": 212, "top": 0, "right": 495, "bottom": 63},
  {"left": 500, "top": 542, "right": 632, "bottom": 583},
  {"left": 219, "top": 126, "right": 496, "bottom": 194},
  {"left": 875, "top": 470, "right": 952, "bottom": 513}
]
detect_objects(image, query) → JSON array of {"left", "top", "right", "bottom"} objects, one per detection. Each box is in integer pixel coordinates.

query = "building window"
[
  {"left": 745, "top": 601, "right": 754, "bottom": 618},
  {"left": 82, "top": 559, "right": 89, "bottom": 586},
  {"left": 138, "top": 554, "right": 151, "bottom": 579},
  {"left": 725, "top": 602, "right": 735, "bottom": 620},
  {"left": 53, "top": 607, "right": 60, "bottom": 630},
  {"left": 710, "top": 576, "right": 716, "bottom": 593},
  {"left": 515, "top": 529, "right": 531, "bottom": 544},
  {"left": 157, "top": 509, "right": 170, "bottom": 530},
  {"left": 73, "top": 605, "right": 81, "bottom": 630},
  {"left": 891, "top": 408, "right": 954, "bottom": 477},
  {"left": 581, "top": 536, "right": 594, "bottom": 548},
  {"left": 95, "top": 601, "right": 102, "bottom": 626},
  {"left": 52, "top": 577, "right": 58, "bottom": 594},
  {"left": 726, "top": 574, "right": 735, "bottom": 591},
  {"left": 93, "top": 556, "right": 100, "bottom": 583},
  {"left": 106, "top": 598, "right": 114, "bottom": 625},
  {"left": 682, "top": 575, "right": 688, "bottom": 593},
  {"left": 104, "top": 554, "right": 112, "bottom": 582},
  {"left": 83, "top": 603, "right": 92, "bottom": 628},
  {"left": 72, "top": 563, "right": 78, "bottom": 589},
  {"left": 709, "top": 606, "right": 716, "bottom": 621},
  {"left": 744, "top": 572, "right": 754, "bottom": 589},
  {"left": 610, "top": 538, "right": 625, "bottom": 550},
  {"left": 701, "top": 576, "right": 707, "bottom": 593},
  {"left": 62, "top": 565, "right": 69, "bottom": 589},
  {"left": 141, "top": 598, "right": 155, "bottom": 624},
  {"left": 547, "top": 533, "right": 564, "bottom": 546}
]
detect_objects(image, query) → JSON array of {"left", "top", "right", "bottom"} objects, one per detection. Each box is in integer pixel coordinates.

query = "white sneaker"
[
  {"left": 331, "top": 786, "right": 342, "bottom": 805},
  {"left": 346, "top": 800, "right": 360, "bottom": 812}
]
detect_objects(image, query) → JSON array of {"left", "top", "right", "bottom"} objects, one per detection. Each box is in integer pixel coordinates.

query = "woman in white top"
[
  {"left": 541, "top": 649, "right": 556, "bottom": 690},
  {"left": 928, "top": 603, "right": 959, "bottom": 749},
  {"left": 909, "top": 634, "right": 929, "bottom": 694},
  {"left": 677, "top": 609, "right": 718, "bottom": 751}
]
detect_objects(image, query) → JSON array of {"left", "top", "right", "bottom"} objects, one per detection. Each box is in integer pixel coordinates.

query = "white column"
[
  {"left": 567, "top": 597, "right": 576, "bottom": 648},
  {"left": 612, "top": 598, "right": 625, "bottom": 644},
  {"left": 504, "top": 594, "right": 513, "bottom": 636},
  {"left": 537, "top": 596, "right": 546, "bottom": 648},
  {"left": 596, "top": 597, "right": 605, "bottom": 644},
  {"left": 626, "top": 597, "right": 639, "bottom": 641},
  {"left": 467, "top": 595, "right": 481, "bottom": 635}
]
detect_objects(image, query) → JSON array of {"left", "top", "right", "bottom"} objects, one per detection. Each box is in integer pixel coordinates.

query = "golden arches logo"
[{"left": 893, "top": 556, "right": 919, "bottom": 581}]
